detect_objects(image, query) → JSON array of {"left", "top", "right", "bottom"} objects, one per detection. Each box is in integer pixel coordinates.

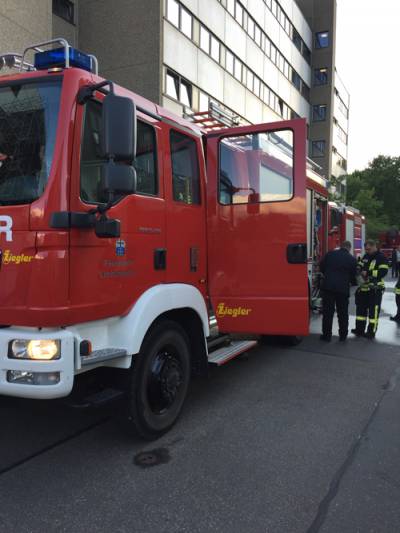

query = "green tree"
[{"left": 344, "top": 155, "right": 400, "bottom": 239}]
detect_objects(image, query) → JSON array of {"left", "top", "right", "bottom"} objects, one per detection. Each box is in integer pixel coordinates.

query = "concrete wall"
[
  {"left": 0, "top": 0, "right": 52, "bottom": 63},
  {"left": 78, "top": 0, "right": 162, "bottom": 104},
  {"left": 52, "top": 0, "right": 79, "bottom": 48}
]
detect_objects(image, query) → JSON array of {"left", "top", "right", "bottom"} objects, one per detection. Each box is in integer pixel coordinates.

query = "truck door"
[
  {"left": 68, "top": 99, "right": 166, "bottom": 323},
  {"left": 206, "top": 119, "right": 308, "bottom": 336},
  {"left": 163, "top": 127, "right": 207, "bottom": 298}
]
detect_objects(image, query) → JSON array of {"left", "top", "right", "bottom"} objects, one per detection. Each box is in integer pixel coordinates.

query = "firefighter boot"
[{"left": 351, "top": 327, "right": 364, "bottom": 337}]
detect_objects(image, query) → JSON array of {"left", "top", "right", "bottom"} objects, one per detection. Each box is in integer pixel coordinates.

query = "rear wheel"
[{"left": 125, "top": 320, "right": 191, "bottom": 440}]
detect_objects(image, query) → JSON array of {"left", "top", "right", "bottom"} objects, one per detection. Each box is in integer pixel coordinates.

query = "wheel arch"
[
  {"left": 111, "top": 284, "right": 209, "bottom": 368},
  {"left": 145, "top": 308, "right": 209, "bottom": 377}
]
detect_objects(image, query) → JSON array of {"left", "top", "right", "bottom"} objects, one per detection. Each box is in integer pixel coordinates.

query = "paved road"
[{"left": 1, "top": 282, "right": 400, "bottom": 532}]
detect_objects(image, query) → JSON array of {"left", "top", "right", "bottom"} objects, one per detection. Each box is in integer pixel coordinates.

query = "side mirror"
[
  {"left": 100, "top": 161, "right": 136, "bottom": 198},
  {"left": 95, "top": 218, "right": 121, "bottom": 238},
  {"left": 101, "top": 93, "right": 136, "bottom": 161}
]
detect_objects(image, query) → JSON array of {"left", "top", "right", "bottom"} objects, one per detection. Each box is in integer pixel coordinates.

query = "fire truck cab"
[{"left": 0, "top": 40, "right": 309, "bottom": 438}]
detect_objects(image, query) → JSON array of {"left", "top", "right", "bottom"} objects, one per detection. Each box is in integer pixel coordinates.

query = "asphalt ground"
[{"left": 1, "top": 281, "right": 400, "bottom": 533}]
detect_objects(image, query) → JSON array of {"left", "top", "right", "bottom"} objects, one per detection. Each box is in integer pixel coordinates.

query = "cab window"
[
  {"left": 170, "top": 130, "right": 200, "bottom": 205},
  {"left": 80, "top": 100, "right": 158, "bottom": 203},
  {"left": 219, "top": 129, "right": 294, "bottom": 205}
]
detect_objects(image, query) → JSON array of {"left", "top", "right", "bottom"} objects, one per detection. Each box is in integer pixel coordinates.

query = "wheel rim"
[{"left": 146, "top": 346, "right": 184, "bottom": 415}]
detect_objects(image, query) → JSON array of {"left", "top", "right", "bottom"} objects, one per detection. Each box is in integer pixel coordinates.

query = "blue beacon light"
[{"left": 34, "top": 47, "right": 92, "bottom": 72}]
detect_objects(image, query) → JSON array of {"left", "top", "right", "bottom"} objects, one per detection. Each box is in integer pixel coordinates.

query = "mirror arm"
[{"left": 77, "top": 80, "right": 115, "bottom": 105}]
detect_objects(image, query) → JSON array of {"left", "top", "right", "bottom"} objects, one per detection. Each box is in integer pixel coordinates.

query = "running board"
[
  {"left": 81, "top": 348, "right": 127, "bottom": 366},
  {"left": 208, "top": 340, "right": 258, "bottom": 366}
]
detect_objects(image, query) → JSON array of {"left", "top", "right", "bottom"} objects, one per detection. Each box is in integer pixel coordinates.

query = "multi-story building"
[
  {"left": 0, "top": 0, "right": 349, "bottom": 192},
  {"left": 296, "top": 0, "right": 349, "bottom": 196}
]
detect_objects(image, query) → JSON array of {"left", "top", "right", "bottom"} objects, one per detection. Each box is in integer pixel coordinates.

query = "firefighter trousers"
[
  {"left": 354, "top": 288, "right": 383, "bottom": 334},
  {"left": 322, "top": 290, "right": 349, "bottom": 338}
]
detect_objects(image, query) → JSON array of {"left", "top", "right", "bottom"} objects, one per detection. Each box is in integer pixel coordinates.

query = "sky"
[{"left": 335, "top": 0, "right": 400, "bottom": 172}]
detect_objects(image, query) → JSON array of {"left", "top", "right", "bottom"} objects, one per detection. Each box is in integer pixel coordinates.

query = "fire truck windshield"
[{"left": 0, "top": 79, "right": 61, "bottom": 205}]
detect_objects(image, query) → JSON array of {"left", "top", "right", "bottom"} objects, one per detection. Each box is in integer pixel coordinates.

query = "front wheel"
[{"left": 124, "top": 320, "right": 191, "bottom": 440}]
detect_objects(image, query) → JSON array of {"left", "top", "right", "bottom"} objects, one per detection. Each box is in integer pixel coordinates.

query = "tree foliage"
[{"left": 345, "top": 155, "right": 400, "bottom": 239}]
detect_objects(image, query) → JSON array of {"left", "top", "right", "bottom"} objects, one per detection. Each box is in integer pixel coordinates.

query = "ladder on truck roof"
[{"left": 184, "top": 101, "right": 242, "bottom": 131}]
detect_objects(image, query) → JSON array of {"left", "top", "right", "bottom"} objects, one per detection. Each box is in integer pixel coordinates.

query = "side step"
[
  {"left": 81, "top": 348, "right": 127, "bottom": 366},
  {"left": 208, "top": 340, "right": 258, "bottom": 366}
]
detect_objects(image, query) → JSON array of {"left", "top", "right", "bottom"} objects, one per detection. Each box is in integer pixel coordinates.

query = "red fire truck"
[
  {"left": 378, "top": 229, "right": 399, "bottom": 264},
  {"left": 0, "top": 39, "right": 311, "bottom": 438},
  {"left": 328, "top": 203, "right": 365, "bottom": 258}
]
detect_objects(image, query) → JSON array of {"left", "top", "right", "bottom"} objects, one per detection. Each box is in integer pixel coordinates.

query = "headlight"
[{"left": 8, "top": 339, "right": 61, "bottom": 360}]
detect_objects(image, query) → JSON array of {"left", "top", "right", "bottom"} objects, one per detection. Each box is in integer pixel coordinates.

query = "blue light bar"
[{"left": 34, "top": 47, "right": 92, "bottom": 72}]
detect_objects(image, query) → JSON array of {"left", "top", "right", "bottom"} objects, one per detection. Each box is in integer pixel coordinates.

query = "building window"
[
  {"left": 52, "top": 0, "right": 74, "bottom": 24},
  {"left": 226, "top": 50, "right": 234, "bottom": 75},
  {"left": 254, "top": 25, "right": 262, "bottom": 47},
  {"left": 311, "top": 140, "right": 326, "bottom": 157},
  {"left": 301, "top": 83, "right": 310, "bottom": 101},
  {"left": 292, "top": 28, "right": 302, "bottom": 52},
  {"left": 200, "top": 26, "right": 210, "bottom": 53},
  {"left": 234, "top": 58, "right": 242, "bottom": 81},
  {"left": 180, "top": 7, "right": 193, "bottom": 39},
  {"left": 337, "top": 125, "right": 348, "bottom": 144},
  {"left": 312, "top": 104, "right": 327, "bottom": 122},
  {"left": 165, "top": 70, "right": 192, "bottom": 107},
  {"left": 227, "top": 0, "right": 235, "bottom": 16},
  {"left": 166, "top": 0, "right": 179, "bottom": 27},
  {"left": 254, "top": 76, "right": 261, "bottom": 98},
  {"left": 210, "top": 35, "right": 220, "bottom": 62},
  {"left": 199, "top": 91, "right": 209, "bottom": 112},
  {"left": 302, "top": 45, "right": 311, "bottom": 64},
  {"left": 283, "top": 60, "right": 290, "bottom": 79},
  {"left": 292, "top": 70, "right": 301, "bottom": 90},
  {"left": 264, "top": 38, "right": 271, "bottom": 58},
  {"left": 315, "top": 31, "right": 329, "bottom": 49},
  {"left": 338, "top": 97, "right": 349, "bottom": 118},
  {"left": 235, "top": 2, "right": 243, "bottom": 25},
  {"left": 246, "top": 70, "right": 254, "bottom": 91},
  {"left": 180, "top": 79, "right": 192, "bottom": 107},
  {"left": 166, "top": 70, "right": 179, "bottom": 100},
  {"left": 170, "top": 130, "right": 200, "bottom": 205},
  {"left": 247, "top": 17, "right": 255, "bottom": 39},
  {"left": 314, "top": 67, "right": 328, "bottom": 86}
]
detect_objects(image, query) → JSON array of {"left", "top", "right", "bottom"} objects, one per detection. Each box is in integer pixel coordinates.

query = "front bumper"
[{"left": 0, "top": 328, "right": 75, "bottom": 399}]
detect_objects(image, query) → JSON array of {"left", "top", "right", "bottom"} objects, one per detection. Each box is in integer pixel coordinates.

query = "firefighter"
[
  {"left": 319, "top": 241, "right": 357, "bottom": 342},
  {"left": 390, "top": 275, "right": 400, "bottom": 322},
  {"left": 351, "top": 239, "right": 389, "bottom": 339}
]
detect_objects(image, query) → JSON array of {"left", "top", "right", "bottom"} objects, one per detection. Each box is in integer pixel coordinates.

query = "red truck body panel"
[{"left": 0, "top": 67, "right": 308, "bottom": 336}]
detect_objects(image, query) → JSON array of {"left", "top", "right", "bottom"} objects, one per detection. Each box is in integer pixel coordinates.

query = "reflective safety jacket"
[
  {"left": 395, "top": 276, "right": 400, "bottom": 296},
  {"left": 359, "top": 251, "right": 389, "bottom": 292}
]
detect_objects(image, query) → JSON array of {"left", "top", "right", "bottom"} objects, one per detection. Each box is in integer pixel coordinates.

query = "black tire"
[
  {"left": 125, "top": 320, "right": 191, "bottom": 440},
  {"left": 279, "top": 335, "right": 303, "bottom": 346}
]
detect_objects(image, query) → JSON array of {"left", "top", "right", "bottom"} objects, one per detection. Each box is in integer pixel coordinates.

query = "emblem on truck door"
[{"left": 0, "top": 216, "right": 12, "bottom": 242}]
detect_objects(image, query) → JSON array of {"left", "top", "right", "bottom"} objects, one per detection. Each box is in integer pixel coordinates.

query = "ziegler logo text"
[
  {"left": 216, "top": 303, "right": 252, "bottom": 318},
  {"left": 2, "top": 250, "right": 35, "bottom": 265}
]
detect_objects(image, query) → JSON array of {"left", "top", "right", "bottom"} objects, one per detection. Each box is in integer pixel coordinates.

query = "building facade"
[{"left": 0, "top": 0, "right": 349, "bottom": 191}]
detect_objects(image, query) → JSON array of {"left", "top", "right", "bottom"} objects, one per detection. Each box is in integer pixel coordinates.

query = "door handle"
[{"left": 287, "top": 243, "right": 307, "bottom": 264}]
